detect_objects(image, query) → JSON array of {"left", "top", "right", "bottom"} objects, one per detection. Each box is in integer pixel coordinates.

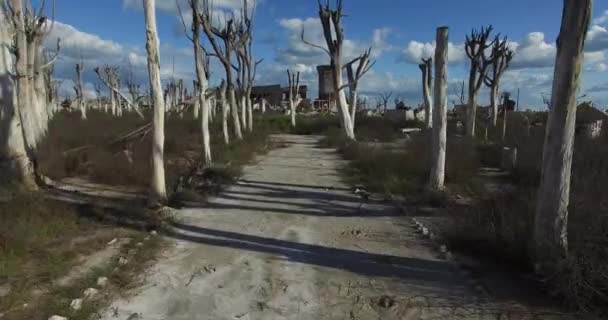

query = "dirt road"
[{"left": 102, "top": 135, "right": 572, "bottom": 320}]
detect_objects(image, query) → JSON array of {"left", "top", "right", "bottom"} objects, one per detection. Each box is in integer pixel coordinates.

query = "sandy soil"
[{"left": 100, "top": 135, "right": 575, "bottom": 320}]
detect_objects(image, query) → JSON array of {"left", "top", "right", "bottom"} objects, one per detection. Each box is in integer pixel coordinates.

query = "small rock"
[
  {"left": 150, "top": 230, "right": 158, "bottom": 236},
  {"left": 118, "top": 257, "right": 129, "bottom": 265},
  {"left": 127, "top": 249, "right": 136, "bottom": 256},
  {"left": 48, "top": 316, "right": 68, "bottom": 320},
  {"left": 97, "top": 277, "right": 108, "bottom": 287},
  {"left": 107, "top": 238, "right": 118, "bottom": 246},
  {"left": 143, "top": 236, "right": 150, "bottom": 241},
  {"left": 83, "top": 287, "right": 99, "bottom": 299},
  {"left": 70, "top": 298, "right": 83, "bottom": 310},
  {"left": 422, "top": 227, "right": 429, "bottom": 236},
  {"left": 136, "top": 242, "right": 143, "bottom": 247}
]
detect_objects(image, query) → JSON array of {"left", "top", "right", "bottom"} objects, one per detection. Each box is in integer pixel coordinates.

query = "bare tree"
[
  {"left": 126, "top": 65, "right": 141, "bottom": 113},
  {"left": 378, "top": 91, "right": 393, "bottom": 112},
  {"left": 0, "top": 2, "right": 36, "bottom": 189},
  {"left": 94, "top": 66, "right": 144, "bottom": 118},
  {"left": 178, "top": 0, "right": 213, "bottom": 165},
  {"left": 464, "top": 25, "right": 496, "bottom": 138},
  {"left": 199, "top": 0, "right": 244, "bottom": 140},
  {"left": 143, "top": 0, "right": 167, "bottom": 206},
  {"left": 428, "top": 27, "right": 449, "bottom": 191},
  {"left": 302, "top": 0, "right": 363, "bottom": 140},
  {"left": 287, "top": 70, "right": 303, "bottom": 128},
  {"left": 345, "top": 48, "right": 374, "bottom": 129},
  {"left": 6, "top": 0, "right": 59, "bottom": 153},
  {"left": 483, "top": 37, "right": 514, "bottom": 127},
  {"left": 534, "top": 0, "right": 591, "bottom": 272},
  {"left": 219, "top": 79, "right": 230, "bottom": 144},
  {"left": 94, "top": 83, "right": 103, "bottom": 111},
  {"left": 418, "top": 58, "right": 433, "bottom": 129},
  {"left": 73, "top": 60, "right": 86, "bottom": 119}
]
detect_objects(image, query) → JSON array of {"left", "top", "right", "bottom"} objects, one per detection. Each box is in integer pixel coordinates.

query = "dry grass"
[
  {"left": 0, "top": 190, "right": 163, "bottom": 319},
  {"left": 303, "top": 113, "right": 607, "bottom": 314},
  {"left": 1, "top": 109, "right": 281, "bottom": 318}
]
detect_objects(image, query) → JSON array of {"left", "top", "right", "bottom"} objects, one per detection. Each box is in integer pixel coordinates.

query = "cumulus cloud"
[
  {"left": 275, "top": 17, "right": 390, "bottom": 69},
  {"left": 44, "top": 21, "right": 194, "bottom": 98},
  {"left": 593, "top": 10, "right": 608, "bottom": 26},
  {"left": 507, "top": 32, "right": 556, "bottom": 69},
  {"left": 398, "top": 41, "right": 466, "bottom": 64},
  {"left": 587, "top": 25, "right": 608, "bottom": 52},
  {"left": 398, "top": 32, "right": 557, "bottom": 70}
]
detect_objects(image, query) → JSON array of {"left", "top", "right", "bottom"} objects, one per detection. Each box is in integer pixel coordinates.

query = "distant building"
[
  {"left": 250, "top": 85, "right": 308, "bottom": 106},
  {"left": 576, "top": 102, "right": 608, "bottom": 139}
]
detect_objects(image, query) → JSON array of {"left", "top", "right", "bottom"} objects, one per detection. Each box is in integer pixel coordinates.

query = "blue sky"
[{"left": 42, "top": 0, "right": 608, "bottom": 109}]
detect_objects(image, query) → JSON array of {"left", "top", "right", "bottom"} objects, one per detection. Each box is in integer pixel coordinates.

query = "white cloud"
[
  {"left": 587, "top": 25, "right": 608, "bottom": 52},
  {"left": 398, "top": 40, "right": 466, "bottom": 64},
  {"left": 48, "top": 21, "right": 124, "bottom": 60},
  {"left": 275, "top": 17, "right": 389, "bottom": 68},
  {"left": 509, "top": 32, "right": 556, "bottom": 69},
  {"left": 593, "top": 10, "right": 608, "bottom": 26}
]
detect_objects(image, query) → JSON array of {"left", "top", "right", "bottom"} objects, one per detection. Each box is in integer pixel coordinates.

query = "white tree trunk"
[
  {"left": 349, "top": 91, "right": 358, "bottom": 129},
  {"left": 143, "top": 0, "right": 167, "bottom": 207},
  {"left": 191, "top": 0, "right": 211, "bottom": 166},
  {"left": 222, "top": 98, "right": 230, "bottom": 145},
  {"left": 0, "top": 10, "right": 36, "bottom": 189},
  {"left": 246, "top": 93, "right": 253, "bottom": 132},
  {"left": 534, "top": 0, "right": 591, "bottom": 269},
  {"left": 228, "top": 85, "right": 243, "bottom": 140},
  {"left": 420, "top": 62, "right": 433, "bottom": 129},
  {"left": 428, "top": 27, "right": 449, "bottom": 191},
  {"left": 333, "top": 66, "right": 355, "bottom": 140},
  {"left": 240, "top": 94, "right": 246, "bottom": 129},
  {"left": 193, "top": 97, "right": 200, "bottom": 119},
  {"left": 490, "top": 84, "right": 498, "bottom": 127},
  {"left": 261, "top": 98, "right": 266, "bottom": 113},
  {"left": 290, "top": 100, "right": 297, "bottom": 128},
  {"left": 111, "top": 91, "right": 116, "bottom": 116},
  {"left": 466, "top": 93, "right": 477, "bottom": 138}
]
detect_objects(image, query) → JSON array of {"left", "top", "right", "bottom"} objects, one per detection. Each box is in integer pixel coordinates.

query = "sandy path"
[{"left": 101, "top": 135, "right": 572, "bottom": 320}]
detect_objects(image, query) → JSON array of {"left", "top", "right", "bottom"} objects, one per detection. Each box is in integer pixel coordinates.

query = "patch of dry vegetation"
[
  {"left": 301, "top": 113, "right": 606, "bottom": 315},
  {"left": 0, "top": 191, "right": 164, "bottom": 319},
  {"left": 1, "top": 110, "right": 280, "bottom": 318}
]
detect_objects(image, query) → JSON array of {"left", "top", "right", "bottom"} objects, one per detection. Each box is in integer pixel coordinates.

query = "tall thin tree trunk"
[
  {"left": 228, "top": 85, "right": 243, "bottom": 140},
  {"left": 420, "top": 59, "right": 433, "bottom": 129},
  {"left": 222, "top": 99, "right": 230, "bottom": 145},
  {"left": 350, "top": 90, "right": 358, "bottom": 129},
  {"left": 143, "top": 0, "right": 167, "bottom": 207},
  {"left": 0, "top": 10, "right": 36, "bottom": 189},
  {"left": 194, "top": 98, "right": 200, "bottom": 119},
  {"left": 261, "top": 98, "right": 266, "bottom": 114},
  {"left": 429, "top": 27, "right": 449, "bottom": 191},
  {"left": 290, "top": 100, "right": 297, "bottom": 128},
  {"left": 191, "top": 0, "right": 211, "bottom": 166},
  {"left": 333, "top": 66, "right": 355, "bottom": 140},
  {"left": 240, "top": 94, "right": 246, "bottom": 129},
  {"left": 466, "top": 93, "right": 477, "bottom": 138},
  {"left": 490, "top": 85, "right": 499, "bottom": 127},
  {"left": 247, "top": 91, "right": 253, "bottom": 132},
  {"left": 534, "top": 0, "right": 591, "bottom": 270}
]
